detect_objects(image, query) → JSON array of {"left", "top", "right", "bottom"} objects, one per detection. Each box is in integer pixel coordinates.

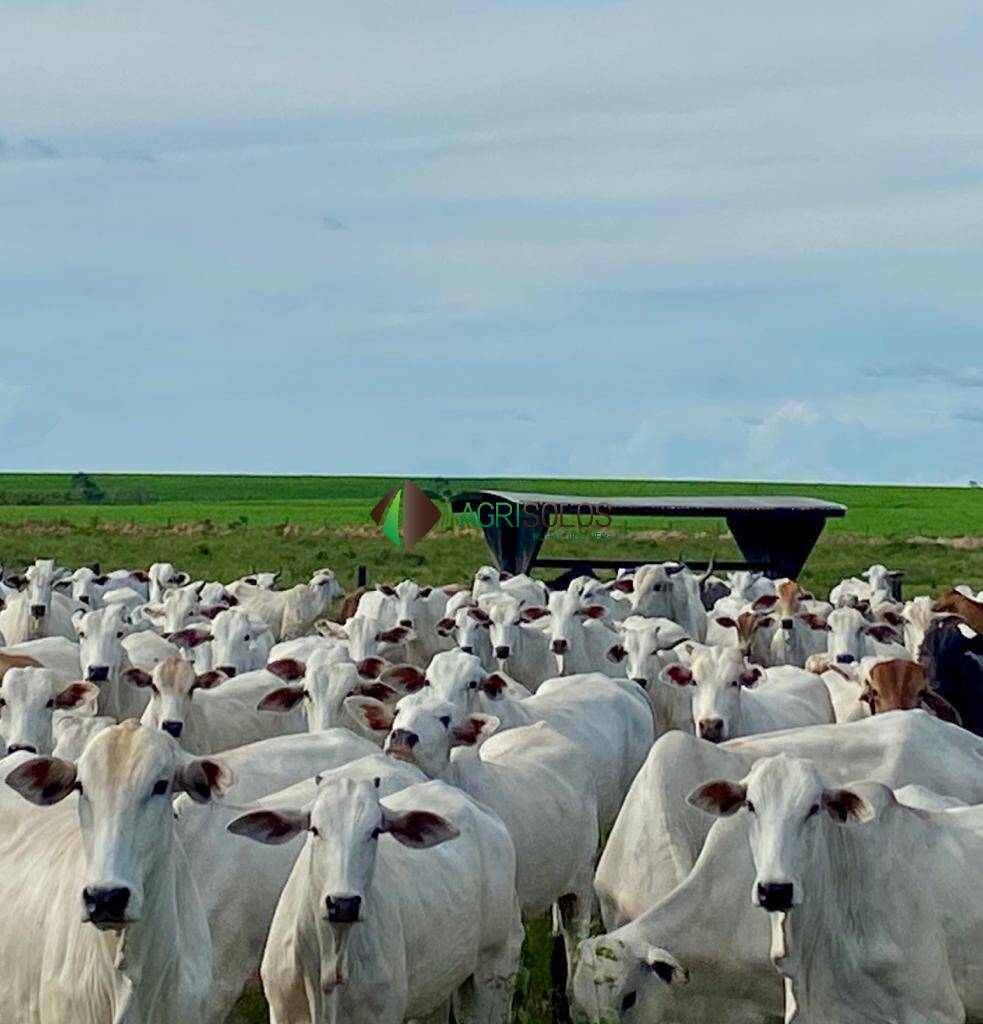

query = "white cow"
[
  {"left": 829, "top": 563, "right": 898, "bottom": 608},
  {"left": 690, "top": 754, "right": 983, "bottom": 1023},
  {"left": 477, "top": 595, "right": 553, "bottom": 690},
  {"left": 390, "top": 580, "right": 459, "bottom": 664},
  {"left": 435, "top": 601, "right": 497, "bottom": 669},
  {"left": 2, "top": 722, "right": 230, "bottom": 1024},
  {"left": 316, "top": 616, "right": 414, "bottom": 666},
  {"left": 0, "top": 636, "right": 82, "bottom": 682},
  {"left": 74, "top": 604, "right": 179, "bottom": 720},
  {"left": 594, "top": 711, "right": 983, "bottom": 928},
  {"left": 658, "top": 647, "right": 834, "bottom": 743},
  {"left": 168, "top": 606, "right": 275, "bottom": 677},
  {"left": 541, "top": 590, "right": 625, "bottom": 678},
  {"left": 229, "top": 776, "right": 524, "bottom": 1024},
  {"left": 229, "top": 570, "right": 282, "bottom": 594},
  {"left": 0, "top": 559, "right": 76, "bottom": 643},
  {"left": 234, "top": 569, "right": 344, "bottom": 640},
  {"left": 58, "top": 566, "right": 150, "bottom": 609},
  {"left": 0, "top": 667, "right": 99, "bottom": 755},
  {"left": 385, "top": 704, "right": 598, "bottom": 963},
  {"left": 352, "top": 651, "right": 653, "bottom": 828},
  {"left": 142, "top": 581, "right": 208, "bottom": 636},
  {"left": 148, "top": 561, "right": 191, "bottom": 603},
  {"left": 621, "top": 564, "right": 709, "bottom": 642},
  {"left": 472, "top": 565, "right": 548, "bottom": 607},
  {"left": 131, "top": 657, "right": 301, "bottom": 754},
  {"left": 825, "top": 606, "right": 910, "bottom": 666}
]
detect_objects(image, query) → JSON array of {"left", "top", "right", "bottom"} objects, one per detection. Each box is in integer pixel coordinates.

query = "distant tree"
[{"left": 69, "top": 472, "right": 105, "bottom": 504}]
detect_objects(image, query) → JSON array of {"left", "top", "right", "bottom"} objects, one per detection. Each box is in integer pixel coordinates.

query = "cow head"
[
  {"left": 688, "top": 754, "right": 881, "bottom": 913},
  {"left": 22, "top": 559, "right": 68, "bottom": 619},
  {"left": 0, "top": 668, "right": 98, "bottom": 755},
  {"left": 6, "top": 721, "right": 230, "bottom": 928},
  {"left": 125, "top": 658, "right": 227, "bottom": 742},
  {"left": 826, "top": 607, "right": 898, "bottom": 664},
  {"left": 147, "top": 562, "right": 191, "bottom": 604},
  {"left": 611, "top": 616, "right": 690, "bottom": 688},
  {"left": 74, "top": 604, "right": 134, "bottom": 684}
]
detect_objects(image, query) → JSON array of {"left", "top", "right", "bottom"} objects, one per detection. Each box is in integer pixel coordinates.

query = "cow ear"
[
  {"left": 715, "top": 617, "right": 737, "bottom": 629},
  {"left": 660, "top": 664, "right": 693, "bottom": 687},
  {"left": 801, "top": 614, "right": 828, "bottom": 631},
  {"left": 131, "top": 570, "right": 150, "bottom": 583},
  {"left": 356, "top": 656, "right": 387, "bottom": 680},
  {"left": 435, "top": 617, "right": 457, "bottom": 636},
  {"left": 644, "top": 948, "right": 689, "bottom": 986},
  {"left": 822, "top": 788, "right": 875, "bottom": 825},
  {"left": 173, "top": 572, "right": 191, "bottom": 587},
  {"left": 752, "top": 595, "right": 778, "bottom": 611},
  {"left": 606, "top": 643, "right": 627, "bottom": 663},
  {"left": 6, "top": 756, "right": 79, "bottom": 806},
  {"left": 740, "top": 666, "right": 764, "bottom": 687},
  {"left": 919, "top": 689, "right": 962, "bottom": 725},
  {"left": 351, "top": 681, "right": 398, "bottom": 703},
  {"left": 343, "top": 695, "right": 395, "bottom": 735},
  {"left": 865, "top": 624, "right": 899, "bottom": 643},
  {"left": 452, "top": 714, "right": 500, "bottom": 746},
  {"left": 757, "top": 616, "right": 775, "bottom": 629},
  {"left": 418, "top": 586, "right": 433, "bottom": 598},
  {"left": 266, "top": 658, "right": 307, "bottom": 682},
  {"left": 194, "top": 670, "right": 228, "bottom": 691},
  {"left": 258, "top": 686, "right": 306, "bottom": 712},
  {"left": 168, "top": 627, "right": 212, "bottom": 650},
  {"left": 577, "top": 604, "right": 606, "bottom": 620},
  {"left": 519, "top": 606, "right": 550, "bottom": 623},
  {"left": 174, "top": 758, "right": 232, "bottom": 804},
  {"left": 380, "top": 808, "right": 460, "bottom": 849},
  {"left": 227, "top": 808, "right": 310, "bottom": 845},
  {"left": 480, "top": 673, "right": 509, "bottom": 698},
  {"left": 380, "top": 664, "right": 426, "bottom": 693},
  {"left": 611, "top": 576, "right": 634, "bottom": 594},
  {"left": 5, "top": 575, "right": 28, "bottom": 591},
  {"left": 315, "top": 620, "right": 348, "bottom": 641},
  {"left": 376, "top": 626, "right": 415, "bottom": 645},
  {"left": 686, "top": 779, "right": 747, "bottom": 816},
  {"left": 54, "top": 682, "right": 100, "bottom": 710},
  {"left": 198, "top": 606, "right": 224, "bottom": 621},
  {"left": 378, "top": 585, "right": 397, "bottom": 597},
  {"left": 468, "top": 607, "right": 492, "bottom": 625},
  {"left": 123, "top": 668, "right": 154, "bottom": 689}
]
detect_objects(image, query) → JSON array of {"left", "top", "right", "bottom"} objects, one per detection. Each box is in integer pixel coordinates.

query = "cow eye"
[
  {"left": 439, "top": 715, "right": 451, "bottom": 727},
  {"left": 309, "top": 826, "right": 321, "bottom": 838},
  {"left": 0, "top": 698, "right": 5, "bottom": 708},
  {"left": 45, "top": 699, "right": 55, "bottom": 709},
  {"left": 116, "top": 631, "right": 124, "bottom": 639},
  {"left": 151, "top": 779, "right": 169, "bottom": 797},
  {"left": 243, "top": 635, "right": 250, "bottom": 642},
  {"left": 807, "top": 803, "right": 820, "bottom": 818},
  {"left": 468, "top": 680, "right": 477, "bottom": 689},
  {"left": 746, "top": 801, "right": 756, "bottom": 814},
  {"left": 621, "top": 991, "right": 637, "bottom": 1012},
  {"left": 78, "top": 631, "right": 86, "bottom": 639}
]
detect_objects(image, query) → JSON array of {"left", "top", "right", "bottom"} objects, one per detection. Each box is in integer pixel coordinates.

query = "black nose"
[
  {"left": 82, "top": 886, "right": 131, "bottom": 925},
  {"left": 836, "top": 654, "right": 856, "bottom": 664},
  {"left": 757, "top": 882, "right": 794, "bottom": 912},
  {"left": 460, "top": 645, "right": 473, "bottom": 654},
  {"left": 215, "top": 665, "right": 237, "bottom": 678},
  {"left": 161, "top": 720, "right": 183, "bottom": 738},
  {"left": 552, "top": 639, "right": 568, "bottom": 654},
  {"left": 388, "top": 729, "right": 418, "bottom": 749},
  {"left": 325, "top": 894, "right": 361, "bottom": 923},
  {"left": 630, "top": 677, "right": 648, "bottom": 689},
  {"left": 781, "top": 618, "right": 794, "bottom": 630},
  {"left": 698, "top": 718, "right": 724, "bottom": 742},
  {"left": 7, "top": 744, "right": 36, "bottom": 754},
  {"left": 399, "top": 619, "right": 413, "bottom": 628},
  {"left": 86, "top": 666, "right": 109, "bottom": 683},
  {"left": 30, "top": 605, "right": 46, "bottom": 619},
  {"left": 494, "top": 646, "right": 510, "bottom": 659}
]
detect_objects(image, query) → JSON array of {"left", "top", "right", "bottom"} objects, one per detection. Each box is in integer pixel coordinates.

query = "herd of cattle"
[{"left": 1, "top": 556, "right": 983, "bottom": 1022}]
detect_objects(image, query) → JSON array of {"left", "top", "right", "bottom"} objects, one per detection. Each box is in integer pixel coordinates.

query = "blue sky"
[{"left": 2, "top": 0, "right": 983, "bottom": 483}]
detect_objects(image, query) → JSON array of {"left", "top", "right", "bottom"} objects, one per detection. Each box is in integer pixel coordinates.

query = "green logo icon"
[{"left": 370, "top": 480, "right": 442, "bottom": 550}]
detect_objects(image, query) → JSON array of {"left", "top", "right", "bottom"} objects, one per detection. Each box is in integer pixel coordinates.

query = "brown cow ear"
[
  {"left": 740, "top": 666, "right": 764, "bottom": 687},
  {"left": 54, "top": 682, "right": 100, "bottom": 710},
  {"left": 606, "top": 644, "right": 627, "bottom": 663},
  {"left": 194, "top": 670, "right": 228, "bottom": 691},
  {"left": 343, "top": 696, "right": 394, "bottom": 734},
  {"left": 865, "top": 624, "right": 899, "bottom": 644},
  {"left": 376, "top": 626, "right": 414, "bottom": 645},
  {"left": 480, "top": 673, "right": 508, "bottom": 698},
  {"left": 611, "top": 576, "right": 634, "bottom": 593},
  {"left": 380, "top": 809, "right": 459, "bottom": 849},
  {"left": 452, "top": 714, "right": 499, "bottom": 746},
  {"left": 380, "top": 664, "right": 426, "bottom": 692},
  {"left": 351, "top": 681, "right": 398, "bottom": 703},
  {"left": 520, "top": 606, "right": 550, "bottom": 623},
  {"left": 356, "top": 656, "right": 387, "bottom": 680},
  {"left": 174, "top": 758, "right": 232, "bottom": 804},
  {"left": 577, "top": 604, "right": 606, "bottom": 620},
  {"left": 715, "top": 617, "right": 737, "bottom": 629},
  {"left": 686, "top": 779, "right": 746, "bottom": 816},
  {"left": 228, "top": 808, "right": 310, "bottom": 845},
  {"left": 661, "top": 664, "right": 693, "bottom": 687},
  {"left": 123, "top": 668, "right": 154, "bottom": 688},
  {"left": 435, "top": 617, "right": 456, "bottom": 636},
  {"left": 168, "top": 626, "right": 212, "bottom": 649},
  {"left": 267, "top": 658, "right": 306, "bottom": 682},
  {"left": 6, "top": 757, "right": 79, "bottom": 806},
  {"left": 822, "top": 788, "right": 874, "bottom": 825},
  {"left": 258, "top": 686, "right": 306, "bottom": 712},
  {"left": 752, "top": 594, "right": 778, "bottom": 611}
]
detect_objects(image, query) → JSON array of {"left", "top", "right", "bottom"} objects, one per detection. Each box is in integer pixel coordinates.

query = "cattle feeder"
[{"left": 450, "top": 490, "right": 846, "bottom": 584}]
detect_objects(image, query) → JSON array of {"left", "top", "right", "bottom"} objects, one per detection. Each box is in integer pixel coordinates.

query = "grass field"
[
  {"left": 1, "top": 473, "right": 982, "bottom": 596},
  {"left": 2, "top": 472, "right": 982, "bottom": 1023}
]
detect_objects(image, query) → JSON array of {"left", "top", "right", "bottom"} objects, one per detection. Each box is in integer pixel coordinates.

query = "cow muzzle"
[
  {"left": 385, "top": 730, "right": 419, "bottom": 762},
  {"left": 698, "top": 718, "right": 725, "bottom": 743},
  {"left": 756, "top": 882, "right": 794, "bottom": 912},
  {"left": 836, "top": 654, "right": 856, "bottom": 665},
  {"left": 780, "top": 618, "right": 794, "bottom": 630},
  {"left": 630, "top": 677, "right": 649, "bottom": 690},
  {"left": 325, "top": 894, "right": 361, "bottom": 924},
  {"left": 30, "top": 605, "right": 47, "bottom": 619},
  {"left": 494, "top": 645, "right": 510, "bottom": 660},
  {"left": 82, "top": 886, "right": 131, "bottom": 928},
  {"left": 161, "top": 720, "right": 184, "bottom": 739},
  {"left": 86, "top": 666, "right": 110, "bottom": 683},
  {"left": 459, "top": 645, "right": 474, "bottom": 655},
  {"left": 551, "top": 639, "right": 569, "bottom": 654},
  {"left": 399, "top": 619, "right": 413, "bottom": 628}
]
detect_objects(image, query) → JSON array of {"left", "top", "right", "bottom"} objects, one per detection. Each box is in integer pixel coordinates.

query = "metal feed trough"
[{"left": 450, "top": 490, "right": 847, "bottom": 585}]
